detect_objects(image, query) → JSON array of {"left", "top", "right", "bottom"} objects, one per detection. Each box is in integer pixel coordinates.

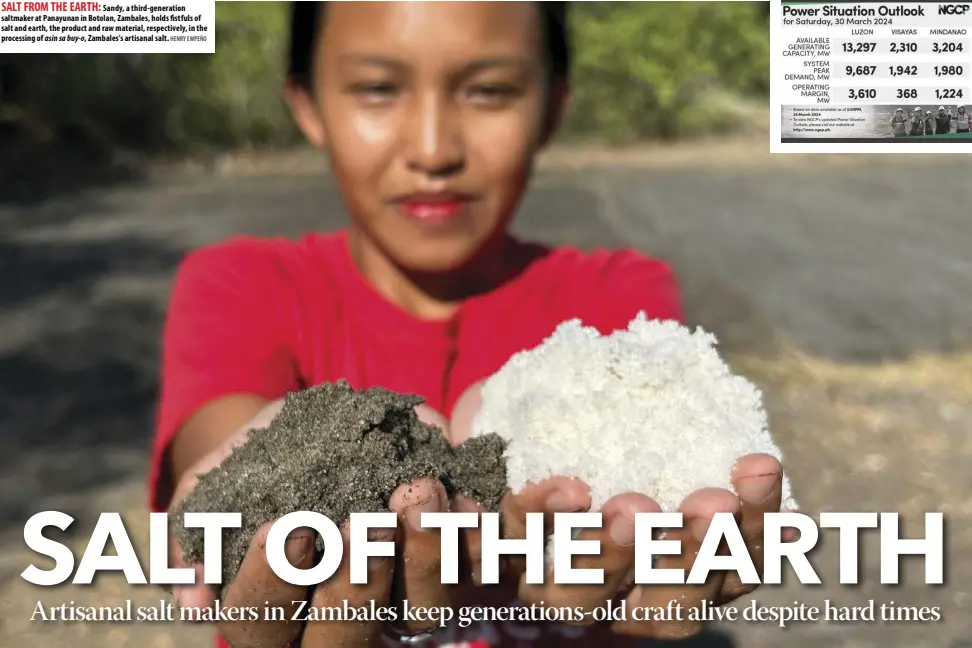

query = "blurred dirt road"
[{"left": 1, "top": 142, "right": 970, "bottom": 648}]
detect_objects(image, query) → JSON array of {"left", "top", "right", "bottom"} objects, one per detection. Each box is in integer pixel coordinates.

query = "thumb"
[
  {"left": 390, "top": 479, "right": 451, "bottom": 632},
  {"left": 415, "top": 404, "right": 449, "bottom": 434},
  {"left": 448, "top": 380, "right": 484, "bottom": 445},
  {"left": 167, "top": 399, "right": 287, "bottom": 608}
]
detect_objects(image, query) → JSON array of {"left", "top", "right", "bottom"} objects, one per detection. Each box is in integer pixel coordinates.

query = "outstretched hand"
[
  {"left": 167, "top": 380, "right": 790, "bottom": 647},
  {"left": 168, "top": 400, "right": 456, "bottom": 648},
  {"left": 445, "top": 381, "right": 789, "bottom": 640}
]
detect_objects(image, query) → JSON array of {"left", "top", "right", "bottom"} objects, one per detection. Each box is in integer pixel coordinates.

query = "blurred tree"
[
  {"left": 0, "top": 2, "right": 769, "bottom": 153},
  {"left": 562, "top": 2, "right": 771, "bottom": 142},
  {"left": 0, "top": 2, "right": 299, "bottom": 155}
]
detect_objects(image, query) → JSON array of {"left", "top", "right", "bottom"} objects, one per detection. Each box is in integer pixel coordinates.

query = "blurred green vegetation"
[
  {"left": 0, "top": 2, "right": 770, "bottom": 155},
  {"left": 564, "top": 2, "right": 771, "bottom": 141}
]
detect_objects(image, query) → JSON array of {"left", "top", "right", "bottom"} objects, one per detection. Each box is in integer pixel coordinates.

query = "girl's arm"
[
  {"left": 166, "top": 393, "right": 272, "bottom": 494},
  {"left": 151, "top": 238, "right": 301, "bottom": 512}
]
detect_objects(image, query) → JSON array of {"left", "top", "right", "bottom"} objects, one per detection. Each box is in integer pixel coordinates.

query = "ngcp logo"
[{"left": 939, "top": 3, "right": 970, "bottom": 14}]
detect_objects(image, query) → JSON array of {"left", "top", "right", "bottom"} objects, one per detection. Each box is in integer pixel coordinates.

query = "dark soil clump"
[{"left": 170, "top": 381, "right": 508, "bottom": 590}]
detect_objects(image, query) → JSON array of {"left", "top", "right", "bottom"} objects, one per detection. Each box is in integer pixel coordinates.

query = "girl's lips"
[{"left": 395, "top": 197, "right": 470, "bottom": 223}]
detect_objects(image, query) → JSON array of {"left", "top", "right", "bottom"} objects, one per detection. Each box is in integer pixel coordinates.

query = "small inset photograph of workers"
[
  {"left": 883, "top": 105, "right": 971, "bottom": 137},
  {"left": 782, "top": 105, "right": 972, "bottom": 139}
]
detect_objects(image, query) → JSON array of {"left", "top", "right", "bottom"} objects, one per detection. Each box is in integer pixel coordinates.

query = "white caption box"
[
  {"left": 0, "top": 0, "right": 215, "bottom": 53},
  {"left": 771, "top": 0, "right": 972, "bottom": 153}
]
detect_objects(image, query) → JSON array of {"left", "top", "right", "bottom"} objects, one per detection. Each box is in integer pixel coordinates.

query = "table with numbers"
[{"left": 770, "top": 0, "right": 972, "bottom": 152}]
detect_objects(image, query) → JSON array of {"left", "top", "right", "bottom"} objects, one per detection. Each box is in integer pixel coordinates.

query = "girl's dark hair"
[{"left": 287, "top": 2, "right": 570, "bottom": 89}]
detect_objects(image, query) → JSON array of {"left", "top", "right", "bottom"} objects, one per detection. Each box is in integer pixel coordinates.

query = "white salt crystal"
[{"left": 470, "top": 313, "right": 797, "bottom": 514}]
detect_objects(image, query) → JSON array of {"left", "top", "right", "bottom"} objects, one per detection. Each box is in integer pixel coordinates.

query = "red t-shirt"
[{"left": 150, "top": 229, "right": 684, "bottom": 648}]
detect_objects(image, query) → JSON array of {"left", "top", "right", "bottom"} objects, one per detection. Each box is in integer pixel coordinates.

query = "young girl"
[{"left": 151, "top": 3, "right": 785, "bottom": 647}]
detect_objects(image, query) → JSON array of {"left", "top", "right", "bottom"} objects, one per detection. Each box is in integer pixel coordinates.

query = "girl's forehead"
[{"left": 322, "top": 1, "right": 542, "bottom": 55}]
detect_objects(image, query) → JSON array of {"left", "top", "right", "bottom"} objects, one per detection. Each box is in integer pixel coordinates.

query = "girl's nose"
[{"left": 403, "top": 92, "right": 464, "bottom": 177}]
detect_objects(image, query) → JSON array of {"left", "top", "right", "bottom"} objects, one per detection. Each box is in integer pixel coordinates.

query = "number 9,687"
[{"left": 840, "top": 65, "right": 967, "bottom": 79}]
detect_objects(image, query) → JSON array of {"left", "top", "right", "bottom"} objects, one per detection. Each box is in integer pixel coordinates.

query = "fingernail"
[
  {"left": 691, "top": 517, "right": 712, "bottom": 543},
  {"left": 406, "top": 496, "right": 441, "bottom": 531},
  {"left": 545, "top": 491, "right": 579, "bottom": 512},
  {"left": 609, "top": 514, "right": 636, "bottom": 546},
  {"left": 285, "top": 534, "right": 311, "bottom": 565},
  {"left": 736, "top": 474, "right": 778, "bottom": 504}
]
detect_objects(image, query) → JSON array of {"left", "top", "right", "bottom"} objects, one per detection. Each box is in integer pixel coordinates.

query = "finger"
[
  {"left": 388, "top": 478, "right": 451, "bottom": 633},
  {"left": 170, "top": 402, "right": 288, "bottom": 618},
  {"left": 503, "top": 477, "right": 592, "bottom": 535},
  {"left": 218, "top": 523, "right": 316, "bottom": 648},
  {"left": 302, "top": 524, "right": 395, "bottom": 647},
  {"left": 613, "top": 488, "right": 739, "bottom": 640},
  {"left": 168, "top": 496, "right": 214, "bottom": 608},
  {"left": 448, "top": 380, "right": 484, "bottom": 445},
  {"left": 597, "top": 493, "right": 662, "bottom": 596},
  {"left": 458, "top": 475, "right": 592, "bottom": 586},
  {"left": 415, "top": 404, "right": 449, "bottom": 434},
  {"left": 453, "top": 495, "right": 486, "bottom": 585},
  {"left": 781, "top": 502, "right": 801, "bottom": 542},
  {"left": 493, "top": 477, "right": 591, "bottom": 583},
  {"left": 172, "top": 564, "right": 211, "bottom": 609},
  {"left": 721, "top": 453, "right": 783, "bottom": 600},
  {"left": 520, "top": 493, "right": 660, "bottom": 623}
]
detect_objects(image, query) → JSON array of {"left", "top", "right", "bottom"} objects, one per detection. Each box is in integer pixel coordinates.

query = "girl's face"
[{"left": 288, "top": 1, "right": 566, "bottom": 275}]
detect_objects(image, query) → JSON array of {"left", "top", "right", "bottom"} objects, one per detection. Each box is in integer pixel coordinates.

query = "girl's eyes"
[
  {"left": 466, "top": 83, "right": 521, "bottom": 105},
  {"left": 351, "top": 82, "right": 399, "bottom": 101},
  {"left": 348, "top": 82, "right": 521, "bottom": 106}
]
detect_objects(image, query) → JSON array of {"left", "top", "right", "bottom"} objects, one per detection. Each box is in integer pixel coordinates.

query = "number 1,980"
[{"left": 843, "top": 65, "right": 965, "bottom": 78}]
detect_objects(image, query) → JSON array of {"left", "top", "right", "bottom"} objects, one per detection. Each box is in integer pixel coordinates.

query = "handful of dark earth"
[{"left": 170, "top": 381, "right": 509, "bottom": 592}]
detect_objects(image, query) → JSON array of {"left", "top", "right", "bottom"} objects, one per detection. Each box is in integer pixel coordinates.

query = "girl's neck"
[{"left": 345, "top": 228, "right": 510, "bottom": 321}]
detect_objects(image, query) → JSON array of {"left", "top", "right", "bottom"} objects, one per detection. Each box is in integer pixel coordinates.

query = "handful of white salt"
[{"left": 470, "top": 313, "right": 797, "bottom": 514}]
